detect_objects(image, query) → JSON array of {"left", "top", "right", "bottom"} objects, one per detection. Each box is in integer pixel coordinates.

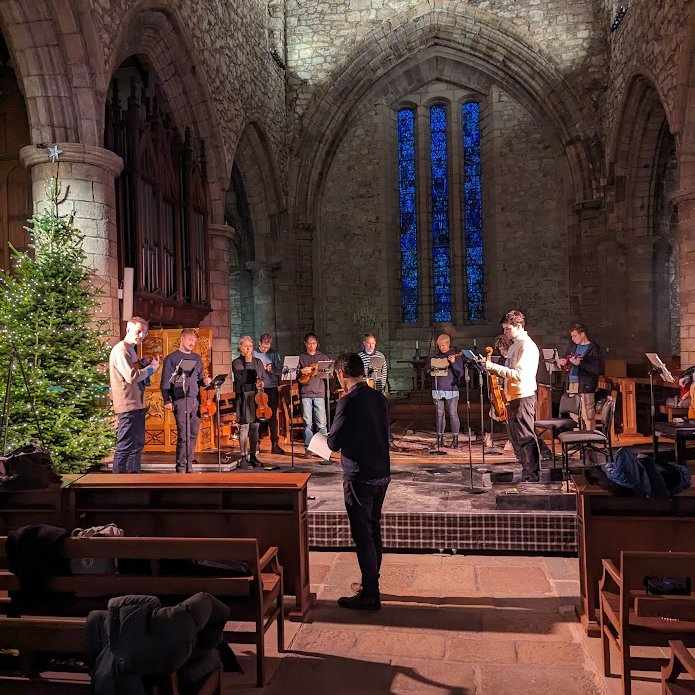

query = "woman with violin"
[
  {"left": 232, "top": 336, "right": 268, "bottom": 468},
  {"left": 161, "top": 328, "right": 212, "bottom": 473}
]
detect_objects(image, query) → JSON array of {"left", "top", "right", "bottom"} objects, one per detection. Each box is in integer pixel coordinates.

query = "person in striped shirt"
[{"left": 358, "top": 333, "right": 388, "bottom": 393}]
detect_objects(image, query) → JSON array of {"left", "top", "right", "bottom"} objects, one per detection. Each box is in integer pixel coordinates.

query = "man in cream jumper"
[{"left": 482, "top": 310, "right": 541, "bottom": 482}]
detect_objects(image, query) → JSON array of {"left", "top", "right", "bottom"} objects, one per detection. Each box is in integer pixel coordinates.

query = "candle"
[
  {"left": 415, "top": 340, "right": 419, "bottom": 351},
  {"left": 473, "top": 337, "right": 477, "bottom": 350}
]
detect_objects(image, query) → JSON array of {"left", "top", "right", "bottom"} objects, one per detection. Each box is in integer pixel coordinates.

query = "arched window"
[
  {"left": 105, "top": 57, "right": 210, "bottom": 326},
  {"left": 397, "top": 99, "right": 485, "bottom": 324}
]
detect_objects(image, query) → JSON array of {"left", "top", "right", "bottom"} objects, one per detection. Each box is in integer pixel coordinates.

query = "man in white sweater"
[
  {"left": 482, "top": 310, "right": 541, "bottom": 482},
  {"left": 109, "top": 317, "right": 160, "bottom": 473}
]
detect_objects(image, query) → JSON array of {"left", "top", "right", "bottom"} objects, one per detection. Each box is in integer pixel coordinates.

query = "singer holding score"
[
  {"left": 161, "top": 329, "right": 211, "bottom": 473},
  {"left": 109, "top": 316, "right": 160, "bottom": 474}
]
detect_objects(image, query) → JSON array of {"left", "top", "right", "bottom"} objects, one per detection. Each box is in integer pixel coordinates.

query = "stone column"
[
  {"left": 246, "top": 259, "right": 281, "bottom": 340},
  {"left": 673, "top": 188, "right": 695, "bottom": 365},
  {"left": 19, "top": 143, "right": 124, "bottom": 343},
  {"left": 203, "top": 223, "right": 234, "bottom": 376}
]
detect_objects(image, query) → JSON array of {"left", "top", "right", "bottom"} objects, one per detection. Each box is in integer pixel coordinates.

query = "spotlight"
[{"left": 610, "top": 4, "right": 629, "bottom": 32}]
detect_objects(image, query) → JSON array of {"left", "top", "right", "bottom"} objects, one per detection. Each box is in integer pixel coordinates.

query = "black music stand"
[
  {"left": 429, "top": 357, "right": 449, "bottom": 455},
  {"left": 646, "top": 352, "right": 675, "bottom": 459},
  {"left": 208, "top": 374, "right": 227, "bottom": 473},
  {"left": 460, "top": 350, "right": 487, "bottom": 494},
  {"left": 282, "top": 356, "right": 300, "bottom": 470}
]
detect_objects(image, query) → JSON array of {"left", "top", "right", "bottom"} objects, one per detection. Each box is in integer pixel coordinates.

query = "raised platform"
[{"left": 138, "top": 429, "right": 581, "bottom": 554}]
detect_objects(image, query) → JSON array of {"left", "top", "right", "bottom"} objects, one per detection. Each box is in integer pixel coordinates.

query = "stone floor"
[{"left": 222, "top": 550, "right": 670, "bottom": 695}]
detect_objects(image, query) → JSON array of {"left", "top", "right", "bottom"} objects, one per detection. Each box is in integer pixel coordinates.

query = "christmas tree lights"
[{"left": 0, "top": 174, "right": 115, "bottom": 472}]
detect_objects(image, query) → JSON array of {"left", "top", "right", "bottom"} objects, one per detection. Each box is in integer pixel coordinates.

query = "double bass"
[{"left": 485, "top": 346, "right": 508, "bottom": 422}]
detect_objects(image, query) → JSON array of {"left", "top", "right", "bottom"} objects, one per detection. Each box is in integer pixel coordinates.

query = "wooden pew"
[
  {"left": 0, "top": 536, "right": 283, "bottom": 688},
  {"left": 598, "top": 551, "right": 695, "bottom": 695},
  {"left": 662, "top": 640, "right": 695, "bottom": 694},
  {"left": 0, "top": 615, "right": 221, "bottom": 694}
]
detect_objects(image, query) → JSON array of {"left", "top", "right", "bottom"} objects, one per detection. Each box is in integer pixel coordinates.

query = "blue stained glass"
[
  {"left": 429, "top": 104, "right": 451, "bottom": 322},
  {"left": 398, "top": 109, "right": 418, "bottom": 323},
  {"left": 462, "top": 101, "right": 484, "bottom": 320}
]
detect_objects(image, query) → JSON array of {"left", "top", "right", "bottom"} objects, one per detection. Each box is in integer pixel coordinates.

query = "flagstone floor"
[{"left": 223, "top": 550, "right": 673, "bottom": 694}]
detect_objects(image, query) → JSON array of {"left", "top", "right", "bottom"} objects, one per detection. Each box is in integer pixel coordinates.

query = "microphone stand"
[
  {"left": 461, "top": 358, "right": 486, "bottom": 494},
  {"left": 286, "top": 367, "right": 296, "bottom": 470},
  {"left": 649, "top": 366, "right": 659, "bottom": 460},
  {"left": 182, "top": 368, "right": 191, "bottom": 473}
]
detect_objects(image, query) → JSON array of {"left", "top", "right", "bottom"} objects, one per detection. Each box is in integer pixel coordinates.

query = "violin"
[
  {"left": 298, "top": 363, "right": 319, "bottom": 384},
  {"left": 199, "top": 370, "right": 216, "bottom": 418},
  {"left": 561, "top": 353, "right": 581, "bottom": 372},
  {"left": 255, "top": 382, "right": 272, "bottom": 421},
  {"left": 485, "top": 346, "right": 508, "bottom": 422}
]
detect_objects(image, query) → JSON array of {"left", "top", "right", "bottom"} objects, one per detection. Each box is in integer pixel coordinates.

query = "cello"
[{"left": 485, "top": 346, "right": 508, "bottom": 422}]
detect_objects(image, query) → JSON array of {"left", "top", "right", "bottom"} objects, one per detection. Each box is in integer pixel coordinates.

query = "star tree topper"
[{"left": 48, "top": 145, "right": 62, "bottom": 162}]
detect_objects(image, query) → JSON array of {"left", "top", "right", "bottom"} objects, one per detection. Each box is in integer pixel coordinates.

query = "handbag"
[{"left": 69, "top": 523, "right": 124, "bottom": 575}]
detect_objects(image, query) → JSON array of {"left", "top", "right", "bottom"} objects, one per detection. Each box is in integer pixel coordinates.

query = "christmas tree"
[{"left": 0, "top": 175, "right": 115, "bottom": 472}]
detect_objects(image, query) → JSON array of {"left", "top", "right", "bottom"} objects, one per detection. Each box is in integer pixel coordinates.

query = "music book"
[
  {"left": 367, "top": 355, "right": 385, "bottom": 372},
  {"left": 430, "top": 357, "right": 449, "bottom": 377},
  {"left": 317, "top": 360, "right": 334, "bottom": 377},
  {"left": 283, "top": 355, "right": 300, "bottom": 380},
  {"left": 646, "top": 352, "right": 676, "bottom": 383}
]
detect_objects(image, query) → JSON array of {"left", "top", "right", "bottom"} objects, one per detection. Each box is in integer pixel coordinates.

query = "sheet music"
[{"left": 307, "top": 432, "right": 333, "bottom": 460}]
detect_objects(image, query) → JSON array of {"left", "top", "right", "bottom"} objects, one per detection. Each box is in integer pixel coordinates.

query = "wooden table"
[
  {"left": 66, "top": 473, "right": 314, "bottom": 620},
  {"left": 574, "top": 473, "right": 695, "bottom": 636}
]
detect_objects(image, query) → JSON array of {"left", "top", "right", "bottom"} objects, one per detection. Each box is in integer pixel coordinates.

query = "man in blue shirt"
[{"left": 558, "top": 323, "right": 603, "bottom": 430}]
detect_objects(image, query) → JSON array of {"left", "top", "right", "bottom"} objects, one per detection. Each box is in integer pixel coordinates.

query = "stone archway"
[
  {"left": 226, "top": 121, "right": 287, "bottom": 354},
  {"left": 606, "top": 75, "right": 676, "bottom": 363},
  {"left": 291, "top": 4, "right": 601, "bottom": 223}
]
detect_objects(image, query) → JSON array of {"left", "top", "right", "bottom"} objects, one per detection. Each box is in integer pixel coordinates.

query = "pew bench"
[
  {"left": 0, "top": 615, "right": 222, "bottom": 694},
  {"left": 599, "top": 551, "right": 695, "bottom": 695},
  {"left": 0, "top": 536, "right": 284, "bottom": 687},
  {"left": 662, "top": 640, "right": 695, "bottom": 695}
]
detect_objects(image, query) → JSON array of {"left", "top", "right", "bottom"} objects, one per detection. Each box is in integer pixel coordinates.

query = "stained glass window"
[
  {"left": 398, "top": 108, "right": 418, "bottom": 323},
  {"left": 462, "top": 101, "right": 484, "bottom": 320},
  {"left": 429, "top": 104, "right": 452, "bottom": 322}
]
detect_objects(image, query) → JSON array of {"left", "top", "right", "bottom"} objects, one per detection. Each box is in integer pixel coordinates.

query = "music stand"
[
  {"left": 318, "top": 360, "right": 334, "bottom": 430},
  {"left": 366, "top": 354, "right": 385, "bottom": 389},
  {"left": 208, "top": 374, "right": 227, "bottom": 473},
  {"left": 646, "top": 352, "right": 676, "bottom": 459},
  {"left": 282, "top": 356, "right": 300, "bottom": 470},
  {"left": 460, "top": 349, "right": 487, "bottom": 494},
  {"left": 171, "top": 358, "right": 198, "bottom": 472}
]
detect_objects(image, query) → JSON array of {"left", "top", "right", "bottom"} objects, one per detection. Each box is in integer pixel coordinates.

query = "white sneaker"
[
  {"left": 483, "top": 433, "right": 493, "bottom": 449},
  {"left": 503, "top": 441, "right": 514, "bottom": 452}
]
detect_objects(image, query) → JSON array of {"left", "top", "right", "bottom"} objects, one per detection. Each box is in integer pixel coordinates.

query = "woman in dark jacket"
[{"left": 232, "top": 336, "right": 266, "bottom": 468}]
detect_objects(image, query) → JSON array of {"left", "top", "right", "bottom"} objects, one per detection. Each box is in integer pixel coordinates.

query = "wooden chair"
[
  {"left": 534, "top": 392, "right": 578, "bottom": 469},
  {"left": 660, "top": 406, "right": 690, "bottom": 423},
  {"left": 0, "top": 615, "right": 221, "bottom": 694},
  {"left": 0, "top": 536, "right": 284, "bottom": 688},
  {"left": 599, "top": 551, "right": 695, "bottom": 695},
  {"left": 662, "top": 640, "right": 695, "bottom": 695}
]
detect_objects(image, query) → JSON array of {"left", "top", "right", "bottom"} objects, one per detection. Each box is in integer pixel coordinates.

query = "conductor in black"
[{"left": 328, "top": 352, "right": 391, "bottom": 610}]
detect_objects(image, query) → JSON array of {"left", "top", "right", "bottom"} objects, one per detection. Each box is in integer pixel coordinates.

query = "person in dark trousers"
[
  {"left": 557, "top": 322, "right": 604, "bottom": 430},
  {"left": 328, "top": 352, "right": 391, "bottom": 610},
  {"left": 161, "top": 328, "right": 211, "bottom": 473},
  {"left": 253, "top": 332, "right": 285, "bottom": 454}
]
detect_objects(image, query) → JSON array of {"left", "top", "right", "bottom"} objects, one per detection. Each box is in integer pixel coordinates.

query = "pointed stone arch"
[
  {"left": 605, "top": 74, "right": 677, "bottom": 360},
  {"left": 0, "top": 0, "right": 103, "bottom": 144},
  {"left": 108, "top": 3, "right": 227, "bottom": 221},
  {"left": 290, "top": 3, "right": 601, "bottom": 223},
  {"left": 226, "top": 120, "right": 287, "bottom": 350}
]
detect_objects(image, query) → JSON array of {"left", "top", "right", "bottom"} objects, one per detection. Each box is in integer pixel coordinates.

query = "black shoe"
[
  {"left": 249, "top": 455, "right": 262, "bottom": 468},
  {"left": 436, "top": 435, "right": 444, "bottom": 448},
  {"left": 271, "top": 443, "right": 286, "bottom": 455},
  {"left": 450, "top": 435, "right": 459, "bottom": 448},
  {"left": 521, "top": 475, "right": 540, "bottom": 483},
  {"left": 337, "top": 590, "right": 381, "bottom": 611}
]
